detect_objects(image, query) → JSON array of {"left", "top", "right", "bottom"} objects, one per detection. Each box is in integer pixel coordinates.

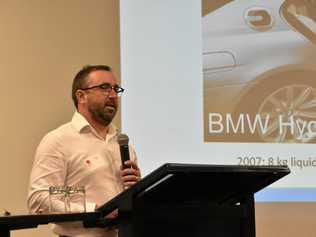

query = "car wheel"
[{"left": 234, "top": 71, "right": 316, "bottom": 143}]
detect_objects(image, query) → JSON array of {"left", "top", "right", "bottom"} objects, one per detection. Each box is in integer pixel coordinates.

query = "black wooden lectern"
[
  {"left": 0, "top": 163, "right": 290, "bottom": 237},
  {"left": 96, "top": 163, "right": 290, "bottom": 237}
]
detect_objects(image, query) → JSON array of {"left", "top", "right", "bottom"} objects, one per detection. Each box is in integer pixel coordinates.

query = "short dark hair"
[{"left": 72, "top": 65, "right": 112, "bottom": 108}]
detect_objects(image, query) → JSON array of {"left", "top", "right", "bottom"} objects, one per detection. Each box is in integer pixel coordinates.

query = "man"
[{"left": 27, "top": 65, "right": 141, "bottom": 237}]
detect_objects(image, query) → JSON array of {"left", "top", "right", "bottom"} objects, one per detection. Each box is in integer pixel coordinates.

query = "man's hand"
[
  {"left": 106, "top": 209, "right": 118, "bottom": 219},
  {"left": 120, "top": 160, "right": 141, "bottom": 189}
]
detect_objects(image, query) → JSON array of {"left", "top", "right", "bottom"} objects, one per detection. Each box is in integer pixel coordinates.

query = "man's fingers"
[
  {"left": 122, "top": 174, "right": 139, "bottom": 182},
  {"left": 123, "top": 181, "right": 137, "bottom": 188},
  {"left": 120, "top": 160, "right": 141, "bottom": 189},
  {"left": 121, "top": 168, "right": 140, "bottom": 177},
  {"left": 123, "top": 160, "right": 139, "bottom": 170},
  {"left": 106, "top": 209, "right": 118, "bottom": 219}
]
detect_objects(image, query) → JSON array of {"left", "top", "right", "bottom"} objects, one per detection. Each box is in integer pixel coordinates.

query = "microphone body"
[{"left": 117, "top": 134, "right": 131, "bottom": 169}]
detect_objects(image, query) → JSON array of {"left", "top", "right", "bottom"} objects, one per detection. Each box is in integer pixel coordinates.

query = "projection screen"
[{"left": 120, "top": 0, "right": 316, "bottom": 201}]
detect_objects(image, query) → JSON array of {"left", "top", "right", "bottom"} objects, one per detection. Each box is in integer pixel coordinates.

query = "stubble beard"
[{"left": 89, "top": 103, "right": 117, "bottom": 126}]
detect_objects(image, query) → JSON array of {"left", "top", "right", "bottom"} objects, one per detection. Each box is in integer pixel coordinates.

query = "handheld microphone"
[{"left": 117, "top": 133, "right": 131, "bottom": 169}]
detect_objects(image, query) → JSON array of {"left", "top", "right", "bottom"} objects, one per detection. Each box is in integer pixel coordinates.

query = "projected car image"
[{"left": 203, "top": 0, "right": 316, "bottom": 143}]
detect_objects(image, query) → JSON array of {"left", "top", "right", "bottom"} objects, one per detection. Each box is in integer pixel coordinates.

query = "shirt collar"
[
  {"left": 71, "top": 111, "right": 119, "bottom": 141},
  {"left": 71, "top": 111, "right": 90, "bottom": 132}
]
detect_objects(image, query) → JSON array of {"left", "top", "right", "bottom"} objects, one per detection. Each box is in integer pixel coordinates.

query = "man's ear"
[{"left": 76, "top": 90, "right": 87, "bottom": 105}]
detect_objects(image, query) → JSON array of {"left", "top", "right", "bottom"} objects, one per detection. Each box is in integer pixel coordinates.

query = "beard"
[{"left": 88, "top": 100, "right": 117, "bottom": 126}]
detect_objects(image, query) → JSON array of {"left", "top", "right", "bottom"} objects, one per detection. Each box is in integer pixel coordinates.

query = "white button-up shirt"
[{"left": 27, "top": 112, "right": 137, "bottom": 237}]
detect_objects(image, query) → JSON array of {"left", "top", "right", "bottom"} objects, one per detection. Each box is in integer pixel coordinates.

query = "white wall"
[{"left": 0, "top": 1, "right": 120, "bottom": 236}]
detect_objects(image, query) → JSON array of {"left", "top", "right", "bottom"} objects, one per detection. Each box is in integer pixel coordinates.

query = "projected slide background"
[{"left": 120, "top": 0, "right": 316, "bottom": 201}]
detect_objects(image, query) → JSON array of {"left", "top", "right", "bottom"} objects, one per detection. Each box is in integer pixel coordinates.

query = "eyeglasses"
[{"left": 80, "top": 83, "right": 125, "bottom": 96}]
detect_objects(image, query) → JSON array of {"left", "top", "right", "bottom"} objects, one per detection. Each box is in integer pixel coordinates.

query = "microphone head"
[{"left": 117, "top": 133, "right": 129, "bottom": 145}]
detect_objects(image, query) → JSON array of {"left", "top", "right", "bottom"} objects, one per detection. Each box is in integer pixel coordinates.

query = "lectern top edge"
[
  {"left": 96, "top": 163, "right": 290, "bottom": 216},
  {"left": 163, "top": 163, "right": 290, "bottom": 173}
]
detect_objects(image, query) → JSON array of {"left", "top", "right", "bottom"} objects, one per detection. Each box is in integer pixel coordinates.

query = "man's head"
[{"left": 72, "top": 65, "right": 123, "bottom": 126}]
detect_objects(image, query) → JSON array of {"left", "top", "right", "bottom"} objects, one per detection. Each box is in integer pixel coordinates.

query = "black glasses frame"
[{"left": 80, "top": 83, "right": 125, "bottom": 95}]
